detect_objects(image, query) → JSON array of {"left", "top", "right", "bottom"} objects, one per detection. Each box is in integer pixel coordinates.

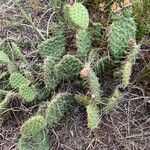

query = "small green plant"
[
  {"left": 18, "top": 115, "right": 49, "bottom": 150},
  {"left": 46, "top": 92, "right": 74, "bottom": 126},
  {"left": 9, "top": 73, "right": 30, "bottom": 89},
  {"left": 64, "top": 3, "right": 89, "bottom": 29}
]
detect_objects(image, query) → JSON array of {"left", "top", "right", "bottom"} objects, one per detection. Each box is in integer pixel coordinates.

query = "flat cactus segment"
[
  {"left": 46, "top": 92, "right": 74, "bottom": 126},
  {"left": 19, "top": 86, "right": 37, "bottom": 104},
  {"left": 105, "top": 88, "right": 122, "bottom": 113},
  {"left": 86, "top": 103, "right": 101, "bottom": 130},
  {"left": 108, "top": 4, "right": 136, "bottom": 59},
  {"left": 18, "top": 131, "right": 49, "bottom": 150},
  {"left": 0, "top": 51, "right": 10, "bottom": 64},
  {"left": 38, "top": 37, "right": 65, "bottom": 57},
  {"left": 81, "top": 67, "right": 102, "bottom": 103},
  {"left": 9, "top": 73, "right": 30, "bottom": 89},
  {"left": 20, "top": 115, "right": 47, "bottom": 135},
  {"left": 121, "top": 42, "right": 140, "bottom": 88},
  {"left": 76, "top": 29, "right": 91, "bottom": 59},
  {"left": 64, "top": 3, "right": 89, "bottom": 29},
  {"left": 54, "top": 54, "right": 83, "bottom": 79},
  {"left": 43, "top": 56, "right": 61, "bottom": 90}
]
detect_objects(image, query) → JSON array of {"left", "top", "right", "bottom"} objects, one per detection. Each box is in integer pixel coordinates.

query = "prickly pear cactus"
[
  {"left": 46, "top": 92, "right": 74, "bottom": 126},
  {"left": 38, "top": 37, "right": 65, "bottom": 57},
  {"left": 43, "top": 56, "right": 61, "bottom": 90},
  {"left": 76, "top": 29, "right": 91, "bottom": 59},
  {"left": 18, "top": 115, "right": 49, "bottom": 150},
  {"left": 64, "top": 3, "right": 89, "bottom": 29},
  {"left": 121, "top": 40, "right": 140, "bottom": 88},
  {"left": 20, "top": 115, "right": 47, "bottom": 135},
  {"left": 9, "top": 73, "right": 30, "bottom": 89},
  {"left": 80, "top": 66, "right": 101, "bottom": 103},
  {"left": 54, "top": 54, "right": 83, "bottom": 79},
  {"left": 108, "top": 3, "right": 136, "bottom": 59},
  {"left": 86, "top": 103, "right": 101, "bottom": 130},
  {"left": 0, "top": 51, "right": 10, "bottom": 64},
  {"left": 18, "top": 131, "right": 49, "bottom": 150},
  {"left": 105, "top": 88, "right": 122, "bottom": 113},
  {"left": 19, "top": 86, "right": 37, "bottom": 104}
]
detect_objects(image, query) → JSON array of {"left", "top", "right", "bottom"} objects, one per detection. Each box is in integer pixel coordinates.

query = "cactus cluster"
[{"left": 0, "top": 1, "right": 142, "bottom": 149}]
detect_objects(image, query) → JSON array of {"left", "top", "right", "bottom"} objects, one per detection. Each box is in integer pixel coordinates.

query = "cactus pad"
[
  {"left": 108, "top": 5, "right": 136, "bottom": 59},
  {"left": 9, "top": 73, "right": 30, "bottom": 89},
  {"left": 0, "top": 51, "right": 10, "bottom": 64},
  {"left": 43, "top": 56, "right": 61, "bottom": 90},
  {"left": 46, "top": 92, "right": 74, "bottom": 126},
  {"left": 54, "top": 54, "right": 83, "bottom": 79},
  {"left": 64, "top": 3, "right": 89, "bottom": 29},
  {"left": 18, "top": 131, "right": 49, "bottom": 150},
  {"left": 19, "top": 86, "right": 37, "bottom": 104},
  {"left": 86, "top": 103, "right": 101, "bottom": 130},
  {"left": 76, "top": 29, "right": 91, "bottom": 59},
  {"left": 38, "top": 36, "right": 65, "bottom": 57},
  {"left": 20, "top": 115, "right": 47, "bottom": 135}
]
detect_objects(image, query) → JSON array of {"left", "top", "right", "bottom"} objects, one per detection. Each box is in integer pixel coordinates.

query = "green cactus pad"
[
  {"left": 38, "top": 36, "right": 65, "bottom": 57},
  {"left": 64, "top": 3, "right": 89, "bottom": 29},
  {"left": 43, "top": 56, "right": 61, "bottom": 90},
  {"left": 76, "top": 29, "right": 91, "bottom": 59},
  {"left": 0, "top": 51, "right": 10, "bottom": 64},
  {"left": 82, "top": 67, "right": 101, "bottom": 103},
  {"left": 20, "top": 115, "right": 47, "bottom": 135},
  {"left": 46, "top": 92, "right": 74, "bottom": 126},
  {"left": 18, "top": 131, "right": 49, "bottom": 150},
  {"left": 86, "top": 103, "right": 101, "bottom": 130},
  {"left": 54, "top": 54, "right": 83, "bottom": 79},
  {"left": 19, "top": 86, "right": 37, "bottom": 104},
  {"left": 105, "top": 88, "right": 122, "bottom": 113},
  {"left": 9, "top": 73, "right": 30, "bottom": 89},
  {"left": 108, "top": 7, "right": 136, "bottom": 59}
]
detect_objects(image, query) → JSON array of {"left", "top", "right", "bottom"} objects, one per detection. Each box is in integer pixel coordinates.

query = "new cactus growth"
[
  {"left": 86, "top": 103, "right": 101, "bottom": 130},
  {"left": 19, "top": 86, "right": 37, "bottom": 104},
  {"left": 9, "top": 73, "right": 30, "bottom": 89},
  {"left": 108, "top": 2, "right": 136, "bottom": 59},
  {"left": 76, "top": 29, "right": 91, "bottom": 59},
  {"left": 64, "top": 3, "right": 89, "bottom": 29},
  {"left": 54, "top": 54, "right": 83, "bottom": 79},
  {"left": 46, "top": 93, "right": 74, "bottom": 126},
  {"left": 0, "top": 51, "right": 10, "bottom": 64}
]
